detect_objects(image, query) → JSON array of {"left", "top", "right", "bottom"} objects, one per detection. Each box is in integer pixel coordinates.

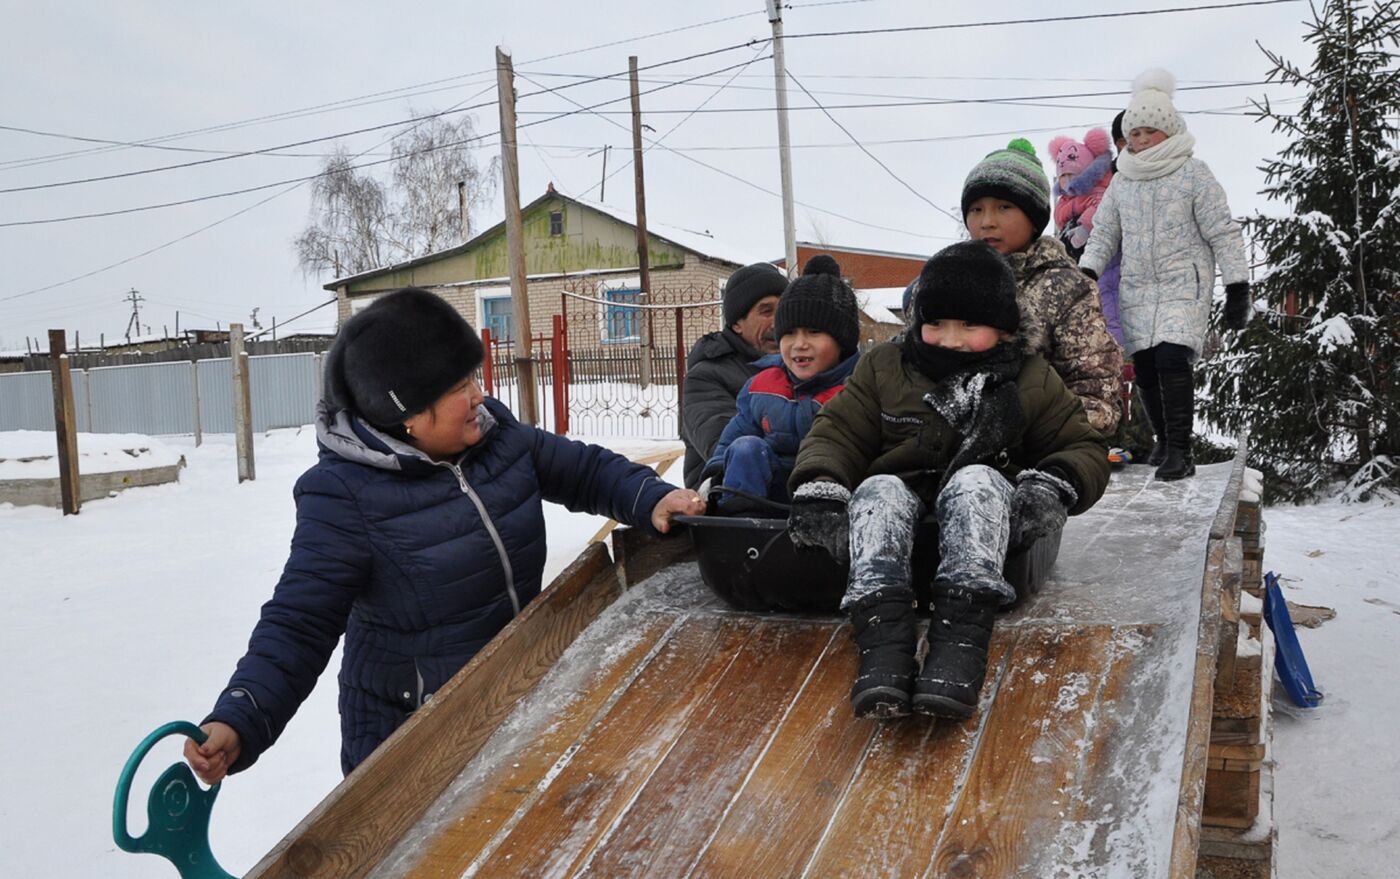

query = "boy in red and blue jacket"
[{"left": 703, "top": 255, "right": 861, "bottom": 514}]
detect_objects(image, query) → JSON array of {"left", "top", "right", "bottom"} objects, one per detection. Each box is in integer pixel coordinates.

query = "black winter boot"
[
  {"left": 912, "top": 582, "right": 999, "bottom": 719},
  {"left": 846, "top": 588, "right": 919, "bottom": 718},
  {"left": 1136, "top": 380, "right": 1168, "bottom": 467},
  {"left": 1155, "top": 369, "right": 1197, "bottom": 481}
]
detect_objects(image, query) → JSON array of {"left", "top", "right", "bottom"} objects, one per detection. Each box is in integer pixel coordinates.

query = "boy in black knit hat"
[
  {"left": 788, "top": 241, "right": 1109, "bottom": 720},
  {"left": 702, "top": 255, "right": 860, "bottom": 513}
]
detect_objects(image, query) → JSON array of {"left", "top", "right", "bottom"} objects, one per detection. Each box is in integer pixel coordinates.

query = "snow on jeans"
[{"left": 840, "top": 466, "right": 1017, "bottom": 611}]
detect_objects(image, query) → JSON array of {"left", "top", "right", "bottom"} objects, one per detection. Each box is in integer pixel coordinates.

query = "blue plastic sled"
[{"left": 1263, "top": 571, "right": 1323, "bottom": 708}]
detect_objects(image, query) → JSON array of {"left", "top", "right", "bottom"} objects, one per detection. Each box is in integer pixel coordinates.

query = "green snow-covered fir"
[{"left": 1201, "top": 0, "right": 1400, "bottom": 501}]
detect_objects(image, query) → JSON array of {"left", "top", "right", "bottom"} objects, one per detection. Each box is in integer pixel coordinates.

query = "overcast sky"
[{"left": 0, "top": 0, "right": 1316, "bottom": 350}]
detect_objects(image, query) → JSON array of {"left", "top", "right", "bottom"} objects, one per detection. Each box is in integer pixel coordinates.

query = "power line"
[
  {"left": 782, "top": 1, "right": 1305, "bottom": 41},
  {"left": 570, "top": 43, "right": 771, "bottom": 200},
  {"left": 0, "top": 45, "right": 772, "bottom": 196},
  {"left": 510, "top": 81, "right": 1273, "bottom": 116},
  {"left": 0, "top": 83, "right": 502, "bottom": 304},
  {"left": 787, "top": 69, "right": 963, "bottom": 226},
  {"left": 0, "top": 57, "right": 773, "bottom": 228},
  {"left": 515, "top": 65, "right": 957, "bottom": 244},
  {"left": 0, "top": 11, "right": 767, "bottom": 172}
]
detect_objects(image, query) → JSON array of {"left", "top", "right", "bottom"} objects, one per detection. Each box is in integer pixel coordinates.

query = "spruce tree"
[{"left": 1201, "top": 0, "right": 1400, "bottom": 501}]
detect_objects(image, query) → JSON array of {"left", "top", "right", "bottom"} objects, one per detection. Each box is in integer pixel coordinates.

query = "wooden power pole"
[
  {"left": 47, "top": 329, "right": 81, "bottom": 514},
  {"left": 766, "top": 0, "right": 798, "bottom": 277},
  {"left": 229, "top": 323, "right": 256, "bottom": 482},
  {"left": 496, "top": 46, "right": 539, "bottom": 426},
  {"left": 629, "top": 55, "right": 653, "bottom": 388}
]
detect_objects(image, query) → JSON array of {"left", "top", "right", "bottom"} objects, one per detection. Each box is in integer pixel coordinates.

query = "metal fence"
[
  {"left": 0, "top": 353, "right": 324, "bottom": 436},
  {"left": 2, "top": 327, "right": 701, "bottom": 440}
]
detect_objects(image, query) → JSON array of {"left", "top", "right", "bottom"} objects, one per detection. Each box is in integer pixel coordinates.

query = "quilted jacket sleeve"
[
  {"left": 1080, "top": 180, "right": 1123, "bottom": 278},
  {"left": 1019, "top": 362, "right": 1110, "bottom": 515},
  {"left": 1191, "top": 162, "right": 1249, "bottom": 286},
  {"left": 204, "top": 465, "right": 369, "bottom": 774},
  {"left": 704, "top": 376, "right": 763, "bottom": 478},
  {"left": 530, "top": 423, "right": 675, "bottom": 536}
]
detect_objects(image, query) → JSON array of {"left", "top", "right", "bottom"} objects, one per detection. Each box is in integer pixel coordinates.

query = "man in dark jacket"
[{"left": 681, "top": 261, "right": 787, "bottom": 489}]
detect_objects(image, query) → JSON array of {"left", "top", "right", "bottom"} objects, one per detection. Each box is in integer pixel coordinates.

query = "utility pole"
[
  {"left": 766, "top": 0, "right": 798, "bottom": 277},
  {"left": 48, "top": 329, "right": 81, "bottom": 515},
  {"left": 629, "top": 56, "right": 654, "bottom": 388},
  {"left": 457, "top": 180, "right": 469, "bottom": 242},
  {"left": 123, "top": 288, "right": 145, "bottom": 342},
  {"left": 229, "top": 323, "right": 256, "bottom": 482},
  {"left": 496, "top": 45, "right": 538, "bottom": 426},
  {"left": 588, "top": 144, "right": 611, "bottom": 202}
]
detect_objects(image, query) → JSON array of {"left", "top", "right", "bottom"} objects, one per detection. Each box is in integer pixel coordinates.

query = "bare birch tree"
[{"left": 295, "top": 112, "right": 498, "bottom": 278}]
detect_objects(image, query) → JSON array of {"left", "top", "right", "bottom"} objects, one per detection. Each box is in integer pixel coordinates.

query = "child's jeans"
[
  {"left": 840, "top": 466, "right": 1017, "bottom": 612},
  {"left": 717, "top": 435, "right": 791, "bottom": 509}
]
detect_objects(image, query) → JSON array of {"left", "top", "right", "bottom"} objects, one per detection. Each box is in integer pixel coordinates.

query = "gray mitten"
[
  {"left": 1009, "top": 468, "right": 1078, "bottom": 550},
  {"left": 788, "top": 481, "right": 852, "bottom": 564}
]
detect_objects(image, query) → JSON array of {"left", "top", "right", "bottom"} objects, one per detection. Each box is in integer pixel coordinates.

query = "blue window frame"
[
  {"left": 481, "top": 296, "right": 513, "bottom": 341},
  {"left": 604, "top": 287, "right": 641, "bottom": 343}
]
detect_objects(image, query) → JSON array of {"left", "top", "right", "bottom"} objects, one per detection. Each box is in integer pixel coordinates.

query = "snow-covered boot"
[
  {"left": 1137, "top": 380, "right": 1168, "bottom": 467},
  {"left": 1155, "top": 370, "right": 1196, "bottom": 481},
  {"left": 846, "top": 588, "right": 919, "bottom": 718},
  {"left": 912, "top": 581, "right": 999, "bottom": 719}
]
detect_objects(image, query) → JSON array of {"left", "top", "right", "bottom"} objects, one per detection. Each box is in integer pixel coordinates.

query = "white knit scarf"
[{"left": 1115, "top": 131, "right": 1196, "bottom": 181}]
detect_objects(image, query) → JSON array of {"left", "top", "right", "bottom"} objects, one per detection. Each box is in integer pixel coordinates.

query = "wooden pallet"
[{"left": 246, "top": 453, "right": 1249, "bottom": 879}]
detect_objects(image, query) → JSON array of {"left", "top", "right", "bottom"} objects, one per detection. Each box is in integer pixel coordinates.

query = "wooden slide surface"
[{"left": 250, "top": 453, "right": 1244, "bottom": 879}]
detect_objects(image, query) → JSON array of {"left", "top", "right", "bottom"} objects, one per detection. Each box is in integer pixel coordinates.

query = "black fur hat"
[
  {"left": 722, "top": 262, "right": 788, "bottom": 328},
  {"left": 773, "top": 254, "right": 861, "bottom": 358},
  {"left": 914, "top": 241, "right": 1020, "bottom": 334},
  {"left": 324, "top": 287, "right": 484, "bottom": 428}
]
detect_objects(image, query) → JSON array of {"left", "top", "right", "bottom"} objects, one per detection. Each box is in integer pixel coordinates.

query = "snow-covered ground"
[{"left": 0, "top": 427, "right": 1395, "bottom": 877}]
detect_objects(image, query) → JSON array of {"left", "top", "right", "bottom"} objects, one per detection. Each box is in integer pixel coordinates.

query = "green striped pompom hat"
[{"left": 960, "top": 138, "right": 1051, "bottom": 238}]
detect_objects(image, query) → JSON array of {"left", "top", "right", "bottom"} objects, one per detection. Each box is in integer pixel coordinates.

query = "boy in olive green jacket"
[{"left": 788, "top": 241, "right": 1109, "bottom": 720}]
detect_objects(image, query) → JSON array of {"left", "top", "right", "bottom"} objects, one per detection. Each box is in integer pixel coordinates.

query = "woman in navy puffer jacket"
[{"left": 185, "top": 288, "right": 705, "bottom": 780}]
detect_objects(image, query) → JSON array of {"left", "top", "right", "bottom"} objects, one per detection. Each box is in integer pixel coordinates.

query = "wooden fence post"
[
  {"left": 47, "top": 329, "right": 81, "bottom": 515},
  {"left": 481, "top": 328, "right": 494, "bottom": 396},
  {"left": 551, "top": 315, "right": 568, "bottom": 435},
  {"left": 675, "top": 308, "right": 687, "bottom": 440},
  {"left": 230, "top": 323, "right": 255, "bottom": 482},
  {"left": 191, "top": 360, "right": 203, "bottom": 447}
]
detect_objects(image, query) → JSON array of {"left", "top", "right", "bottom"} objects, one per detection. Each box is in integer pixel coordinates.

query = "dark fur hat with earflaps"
[{"left": 323, "top": 287, "right": 484, "bottom": 429}]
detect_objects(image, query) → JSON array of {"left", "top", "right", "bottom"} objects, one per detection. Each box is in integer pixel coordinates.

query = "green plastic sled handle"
[{"left": 113, "top": 721, "right": 236, "bottom": 879}]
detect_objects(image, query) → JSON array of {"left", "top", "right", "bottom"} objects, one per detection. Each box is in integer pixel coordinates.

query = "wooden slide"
[{"left": 245, "top": 446, "right": 1248, "bottom": 879}]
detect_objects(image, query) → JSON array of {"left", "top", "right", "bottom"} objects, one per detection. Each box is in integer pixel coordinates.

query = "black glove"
[
  {"left": 1224, "top": 281, "right": 1252, "bottom": 330},
  {"left": 1009, "top": 468, "right": 1078, "bottom": 551},
  {"left": 1081, "top": 266, "right": 1099, "bottom": 282},
  {"left": 788, "top": 481, "right": 852, "bottom": 564}
]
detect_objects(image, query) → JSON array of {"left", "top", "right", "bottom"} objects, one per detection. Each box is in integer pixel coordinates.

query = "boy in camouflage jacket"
[
  {"left": 960, "top": 138, "right": 1123, "bottom": 437},
  {"left": 788, "top": 242, "right": 1108, "bottom": 721}
]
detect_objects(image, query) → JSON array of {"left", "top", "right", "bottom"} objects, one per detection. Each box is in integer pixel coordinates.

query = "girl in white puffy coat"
[{"left": 1080, "top": 69, "right": 1252, "bottom": 481}]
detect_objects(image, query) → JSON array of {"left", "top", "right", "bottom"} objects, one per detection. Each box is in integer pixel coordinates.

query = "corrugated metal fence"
[{"left": 0, "top": 353, "right": 323, "bottom": 435}]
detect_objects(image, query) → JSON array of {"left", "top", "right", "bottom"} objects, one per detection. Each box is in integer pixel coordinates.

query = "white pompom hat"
[{"left": 1122, "top": 69, "right": 1186, "bottom": 137}]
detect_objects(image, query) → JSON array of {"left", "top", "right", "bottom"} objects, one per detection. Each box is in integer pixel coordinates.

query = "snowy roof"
[
  {"left": 571, "top": 194, "right": 773, "bottom": 269},
  {"left": 855, "top": 286, "right": 908, "bottom": 324},
  {"left": 326, "top": 188, "right": 774, "bottom": 290}
]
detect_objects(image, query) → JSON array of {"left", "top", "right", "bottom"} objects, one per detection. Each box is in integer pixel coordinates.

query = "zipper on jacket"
[
  {"left": 445, "top": 462, "right": 521, "bottom": 615},
  {"left": 414, "top": 660, "right": 426, "bottom": 709}
]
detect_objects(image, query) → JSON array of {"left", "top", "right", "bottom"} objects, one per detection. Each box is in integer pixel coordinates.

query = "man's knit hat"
[
  {"left": 323, "top": 287, "right": 484, "bottom": 428},
  {"left": 1122, "top": 69, "right": 1186, "bottom": 137},
  {"left": 961, "top": 138, "right": 1052, "bottom": 238},
  {"left": 913, "top": 241, "right": 1020, "bottom": 334},
  {"left": 722, "top": 262, "right": 788, "bottom": 328},
  {"left": 773, "top": 254, "right": 861, "bottom": 358}
]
